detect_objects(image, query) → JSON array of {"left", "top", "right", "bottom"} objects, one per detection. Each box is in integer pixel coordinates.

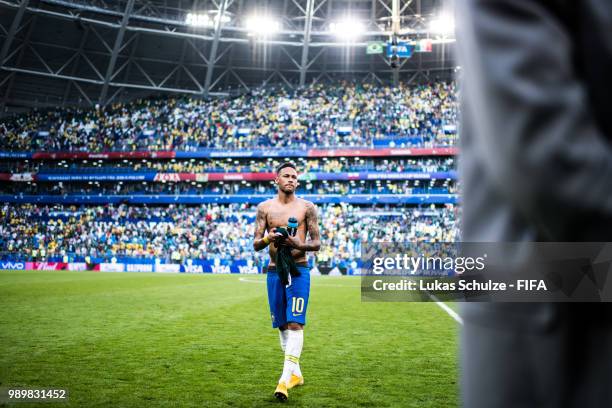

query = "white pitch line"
[
  {"left": 427, "top": 292, "right": 464, "bottom": 325},
  {"left": 239, "top": 277, "right": 265, "bottom": 284}
]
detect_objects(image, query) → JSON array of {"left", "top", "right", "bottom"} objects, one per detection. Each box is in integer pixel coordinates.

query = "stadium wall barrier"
[
  {"left": 2, "top": 171, "right": 457, "bottom": 182},
  {"left": 0, "top": 194, "right": 459, "bottom": 205},
  {"left": 0, "top": 147, "right": 457, "bottom": 160},
  {"left": 0, "top": 261, "right": 26, "bottom": 270},
  {"left": 10, "top": 261, "right": 259, "bottom": 273},
  {"left": 2, "top": 260, "right": 361, "bottom": 275}
]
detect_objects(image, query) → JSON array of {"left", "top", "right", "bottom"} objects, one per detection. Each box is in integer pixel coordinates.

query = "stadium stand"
[
  {"left": 0, "top": 82, "right": 457, "bottom": 152},
  {"left": 0, "top": 203, "right": 458, "bottom": 267},
  {"left": 0, "top": 157, "right": 455, "bottom": 173},
  {"left": 0, "top": 81, "right": 459, "bottom": 273}
]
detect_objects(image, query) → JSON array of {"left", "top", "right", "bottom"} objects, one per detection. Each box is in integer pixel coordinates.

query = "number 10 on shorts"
[{"left": 291, "top": 297, "right": 304, "bottom": 313}]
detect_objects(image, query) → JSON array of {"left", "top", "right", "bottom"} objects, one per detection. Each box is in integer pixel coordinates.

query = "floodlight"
[
  {"left": 186, "top": 13, "right": 211, "bottom": 27},
  {"left": 329, "top": 19, "right": 365, "bottom": 40},
  {"left": 186, "top": 12, "right": 230, "bottom": 27},
  {"left": 245, "top": 15, "right": 281, "bottom": 36},
  {"left": 429, "top": 14, "right": 455, "bottom": 35}
]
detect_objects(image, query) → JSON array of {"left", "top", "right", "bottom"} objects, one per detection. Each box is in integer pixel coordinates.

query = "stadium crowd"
[
  {"left": 1, "top": 157, "right": 455, "bottom": 174},
  {"left": 1, "top": 180, "right": 455, "bottom": 196},
  {"left": 0, "top": 203, "right": 459, "bottom": 264},
  {"left": 0, "top": 81, "right": 458, "bottom": 152}
]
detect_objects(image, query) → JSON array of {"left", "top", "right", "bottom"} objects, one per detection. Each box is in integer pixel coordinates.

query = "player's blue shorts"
[{"left": 266, "top": 265, "right": 311, "bottom": 328}]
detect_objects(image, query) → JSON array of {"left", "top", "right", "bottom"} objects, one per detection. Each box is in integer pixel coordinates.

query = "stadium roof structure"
[{"left": 0, "top": 0, "right": 456, "bottom": 115}]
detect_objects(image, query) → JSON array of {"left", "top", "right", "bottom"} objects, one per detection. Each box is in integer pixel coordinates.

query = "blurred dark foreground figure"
[{"left": 457, "top": 1, "right": 612, "bottom": 407}]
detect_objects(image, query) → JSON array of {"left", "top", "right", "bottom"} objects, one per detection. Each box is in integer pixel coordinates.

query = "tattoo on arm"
[
  {"left": 302, "top": 203, "right": 321, "bottom": 252},
  {"left": 253, "top": 204, "right": 268, "bottom": 251}
]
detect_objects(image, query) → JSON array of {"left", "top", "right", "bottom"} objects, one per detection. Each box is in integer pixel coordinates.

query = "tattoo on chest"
[{"left": 267, "top": 211, "right": 305, "bottom": 228}]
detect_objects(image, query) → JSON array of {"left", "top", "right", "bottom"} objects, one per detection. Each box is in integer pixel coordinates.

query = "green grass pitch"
[{"left": 0, "top": 270, "right": 458, "bottom": 407}]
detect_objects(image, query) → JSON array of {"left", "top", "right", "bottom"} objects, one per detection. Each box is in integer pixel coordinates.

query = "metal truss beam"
[
  {"left": 313, "top": 0, "right": 328, "bottom": 15},
  {"left": 261, "top": 71, "right": 277, "bottom": 88},
  {"left": 318, "top": 0, "right": 333, "bottom": 81},
  {"left": 223, "top": 0, "right": 242, "bottom": 90},
  {"left": 370, "top": 0, "right": 377, "bottom": 73},
  {"left": 8, "top": 34, "right": 435, "bottom": 74},
  {"left": 1, "top": 14, "right": 35, "bottom": 112},
  {"left": 0, "top": 0, "right": 439, "bottom": 44},
  {"left": 99, "top": 0, "right": 136, "bottom": 104},
  {"left": 133, "top": 61, "right": 156, "bottom": 87},
  {"left": 306, "top": 47, "right": 325, "bottom": 70},
  {"left": 228, "top": 69, "right": 249, "bottom": 92},
  {"left": 290, "top": 0, "right": 306, "bottom": 16},
  {"left": 0, "top": 0, "right": 453, "bottom": 106},
  {"left": 368, "top": 0, "right": 378, "bottom": 30},
  {"left": 105, "top": 86, "right": 124, "bottom": 106},
  {"left": 276, "top": 71, "right": 294, "bottom": 89},
  {"left": 0, "top": 72, "right": 12, "bottom": 88},
  {"left": 377, "top": 0, "right": 392, "bottom": 15},
  {"left": 209, "top": 68, "right": 227, "bottom": 91},
  {"left": 1, "top": 65, "right": 229, "bottom": 95},
  {"left": 271, "top": 0, "right": 291, "bottom": 84},
  {"left": 315, "top": 69, "right": 329, "bottom": 84},
  {"left": 186, "top": 38, "right": 209, "bottom": 65},
  {"left": 62, "top": 25, "right": 90, "bottom": 106},
  {"left": 174, "top": 30, "right": 189, "bottom": 88},
  {"left": 299, "top": 0, "right": 315, "bottom": 86},
  {"left": 0, "top": 0, "right": 29, "bottom": 67},
  {"left": 182, "top": 66, "right": 203, "bottom": 93},
  {"left": 158, "top": 65, "right": 180, "bottom": 88},
  {"left": 0, "top": 33, "right": 451, "bottom": 79},
  {"left": 72, "top": 80, "right": 93, "bottom": 105},
  {"left": 401, "top": 0, "right": 414, "bottom": 15},
  {"left": 170, "top": 45, "right": 186, "bottom": 80},
  {"left": 90, "top": 25, "right": 113, "bottom": 54},
  {"left": 204, "top": 0, "right": 229, "bottom": 96},
  {"left": 279, "top": 46, "right": 301, "bottom": 70},
  {"left": 119, "top": 32, "right": 140, "bottom": 83}
]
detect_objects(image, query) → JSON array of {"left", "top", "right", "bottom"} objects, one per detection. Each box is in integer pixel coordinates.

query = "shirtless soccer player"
[{"left": 253, "top": 162, "right": 321, "bottom": 402}]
